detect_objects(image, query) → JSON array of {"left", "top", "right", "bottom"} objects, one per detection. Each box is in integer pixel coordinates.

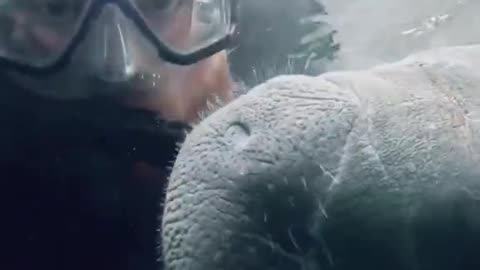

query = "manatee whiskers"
[
  {"left": 238, "top": 232, "right": 319, "bottom": 270},
  {"left": 195, "top": 94, "right": 227, "bottom": 123}
]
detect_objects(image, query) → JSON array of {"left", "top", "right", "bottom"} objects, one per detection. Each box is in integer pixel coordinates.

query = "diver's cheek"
[
  {"left": 123, "top": 52, "right": 234, "bottom": 123},
  {"left": 173, "top": 51, "right": 234, "bottom": 123}
]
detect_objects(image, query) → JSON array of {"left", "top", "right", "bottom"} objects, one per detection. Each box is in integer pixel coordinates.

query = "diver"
[{"left": 0, "top": 0, "right": 237, "bottom": 269}]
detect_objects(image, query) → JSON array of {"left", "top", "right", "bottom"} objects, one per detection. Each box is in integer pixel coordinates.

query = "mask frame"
[{"left": 0, "top": 0, "right": 239, "bottom": 77}]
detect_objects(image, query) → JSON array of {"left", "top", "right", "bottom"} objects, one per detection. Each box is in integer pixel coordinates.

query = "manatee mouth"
[
  {"left": 162, "top": 160, "right": 332, "bottom": 270},
  {"left": 161, "top": 119, "right": 336, "bottom": 270}
]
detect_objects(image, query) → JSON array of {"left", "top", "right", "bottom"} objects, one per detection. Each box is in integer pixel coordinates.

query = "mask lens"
[
  {"left": 133, "top": 0, "right": 231, "bottom": 54},
  {"left": 0, "top": 0, "right": 89, "bottom": 67}
]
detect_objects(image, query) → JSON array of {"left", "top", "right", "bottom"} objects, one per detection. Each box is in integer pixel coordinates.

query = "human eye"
[{"left": 36, "top": 0, "right": 84, "bottom": 21}]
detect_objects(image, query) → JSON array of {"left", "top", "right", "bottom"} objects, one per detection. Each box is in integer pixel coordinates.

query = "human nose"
[{"left": 86, "top": 4, "right": 136, "bottom": 82}]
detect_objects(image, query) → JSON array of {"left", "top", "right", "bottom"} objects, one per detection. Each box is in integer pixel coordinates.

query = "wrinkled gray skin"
[{"left": 162, "top": 45, "right": 480, "bottom": 270}]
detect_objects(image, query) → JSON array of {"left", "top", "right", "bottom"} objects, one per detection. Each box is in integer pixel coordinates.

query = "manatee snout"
[
  {"left": 162, "top": 47, "right": 480, "bottom": 270},
  {"left": 161, "top": 75, "right": 358, "bottom": 270}
]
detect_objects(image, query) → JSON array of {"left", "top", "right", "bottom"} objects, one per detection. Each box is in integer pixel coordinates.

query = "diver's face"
[{"left": 4, "top": 0, "right": 228, "bottom": 100}]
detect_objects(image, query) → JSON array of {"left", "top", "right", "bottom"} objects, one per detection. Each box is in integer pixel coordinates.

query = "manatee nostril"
[{"left": 225, "top": 122, "right": 251, "bottom": 144}]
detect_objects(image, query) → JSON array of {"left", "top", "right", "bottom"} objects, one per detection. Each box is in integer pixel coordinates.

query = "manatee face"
[{"left": 162, "top": 46, "right": 480, "bottom": 270}]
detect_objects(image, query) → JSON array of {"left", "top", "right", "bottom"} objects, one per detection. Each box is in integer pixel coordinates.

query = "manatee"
[{"left": 162, "top": 45, "right": 480, "bottom": 270}]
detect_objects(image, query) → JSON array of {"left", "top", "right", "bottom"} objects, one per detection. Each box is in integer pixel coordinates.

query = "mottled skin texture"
[{"left": 162, "top": 44, "right": 480, "bottom": 270}]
